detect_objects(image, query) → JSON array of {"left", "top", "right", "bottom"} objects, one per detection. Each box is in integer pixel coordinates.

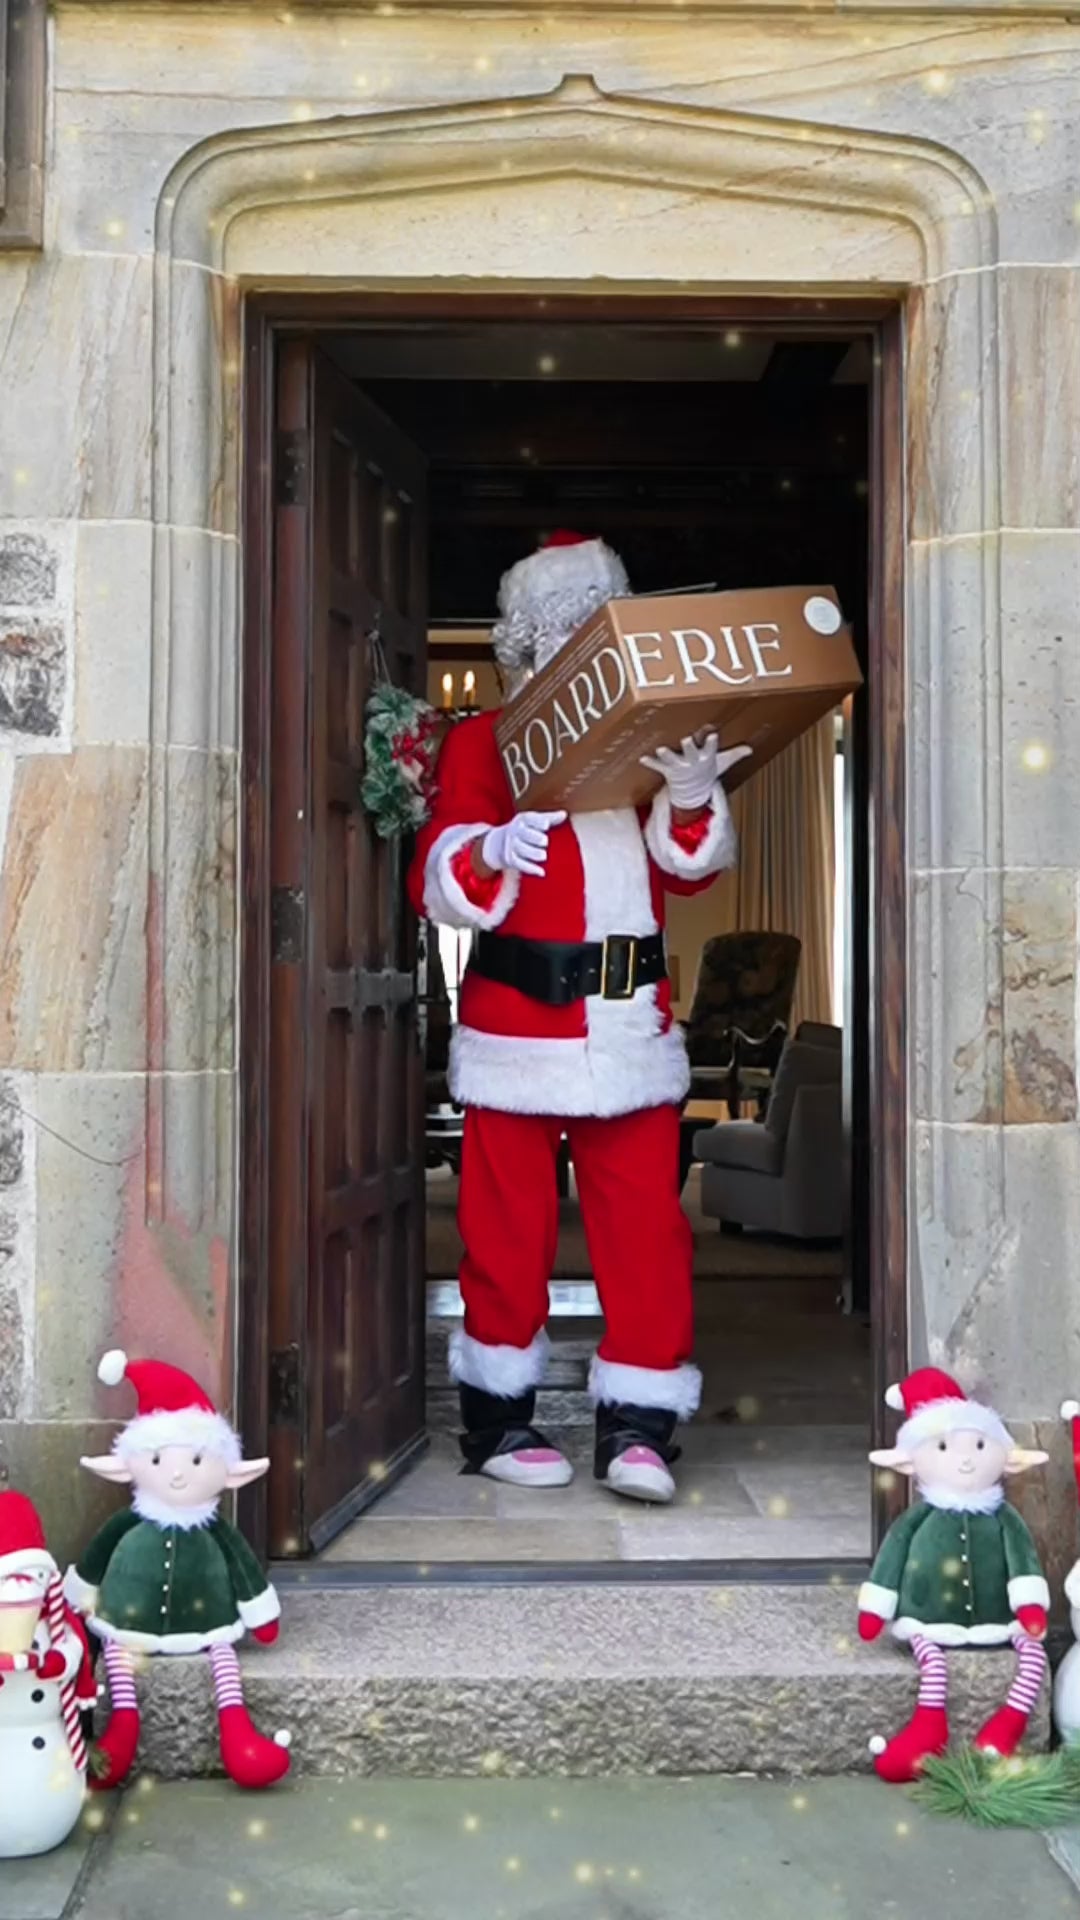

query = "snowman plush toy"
[
  {"left": 0, "top": 1490, "right": 96, "bottom": 1858},
  {"left": 858, "top": 1367, "right": 1050, "bottom": 1784},
  {"left": 64, "top": 1351, "right": 291, "bottom": 1791}
]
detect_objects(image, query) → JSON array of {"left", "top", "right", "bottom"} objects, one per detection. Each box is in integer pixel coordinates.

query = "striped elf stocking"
[
  {"left": 90, "top": 1640, "right": 142, "bottom": 1791},
  {"left": 868, "top": 1633, "right": 950, "bottom": 1784},
  {"left": 207, "top": 1644, "right": 291, "bottom": 1791},
  {"left": 973, "top": 1625, "right": 1048, "bottom": 1758}
]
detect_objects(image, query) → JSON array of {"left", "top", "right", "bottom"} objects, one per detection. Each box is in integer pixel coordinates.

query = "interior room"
[{"left": 314, "top": 316, "right": 873, "bottom": 1567}]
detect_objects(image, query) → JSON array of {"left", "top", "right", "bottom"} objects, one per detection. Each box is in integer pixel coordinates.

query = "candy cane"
[{"left": 45, "top": 1574, "right": 87, "bottom": 1775}]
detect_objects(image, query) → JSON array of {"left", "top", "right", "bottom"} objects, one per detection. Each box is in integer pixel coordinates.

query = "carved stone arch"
[{"left": 145, "top": 78, "right": 1006, "bottom": 1415}]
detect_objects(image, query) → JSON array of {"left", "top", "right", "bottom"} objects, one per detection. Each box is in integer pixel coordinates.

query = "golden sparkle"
[
  {"left": 896, "top": 1820, "right": 910, "bottom": 1837},
  {"left": 1022, "top": 741, "right": 1050, "bottom": 773},
  {"left": 766, "top": 1495, "right": 790, "bottom": 1519},
  {"left": 463, "top": 1813, "right": 481, "bottom": 1833},
  {"left": 538, "top": 355, "right": 558, "bottom": 374},
  {"left": 475, "top": 56, "right": 492, "bottom": 73},
  {"left": 350, "top": 1816, "right": 367, "bottom": 1833},
  {"left": 104, "top": 219, "right": 125, "bottom": 239},
  {"left": 125, "top": 1810, "right": 140, "bottom": 1825},
  {"left": 791, "top": 1793, "right": 808, "bottom": 1812},
  {"left": 724, "top": 330, "right": 742, "bottom": 348},
  {"left": 505, "top": 1856, "right": 522, "bottom": 1873},
  {"left": 227, "top": 1893, "right": 247, "bottom": 1910},
  {"left": 735, "top": 1395, "right": 760, "bottom": 1424},
  {"left": 369, "top": 1459, "right": 389, "bottom": 1482},
  {"left": 574, "top": 1863, "right": 596, "bottom": 1885},
  {"left": 549, "top": 1805, "right": 562, "bottom": 1820},
  {"left": 292, "top": 103, "right": 314, "bottom": 122},
  {"left": 247, "top": 1818, "right": 268, "bottom": 1839},
  {"left": 481, "top": 1749, "right": 504, "bottom": 1773},
  {"left": 82, "top": 1807, "right": 106, "bottom": 1832},
  {"left": 924, "top": 69, "right": 952, "bottom": 96},
  {"left": 373, "top": 1823, "right": 389, "bottom": 1841}
]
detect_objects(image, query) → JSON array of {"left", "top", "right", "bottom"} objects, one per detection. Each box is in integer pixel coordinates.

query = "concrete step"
[{"left": 131, "top": 1582, "right": 1050, "bottom": 1780}]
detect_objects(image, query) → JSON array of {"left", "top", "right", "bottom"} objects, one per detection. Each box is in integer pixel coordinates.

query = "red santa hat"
[
  {"left": 1061, "top": 1399, "right": 1080, "bottom": 1499},
  {"left": 98, "top": 1350, "right": 242, "bottom": 1467},
  {"left": 884, "top": 1366, "right": 1012, "bottom": 1453},
  {"left": 0, "top": 1489, "right": 57, "bottom": 1581},
  {"left": 491, "top": 529, "right": 629, "bottom": 672}
]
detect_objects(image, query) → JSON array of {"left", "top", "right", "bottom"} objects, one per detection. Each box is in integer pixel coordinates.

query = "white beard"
[{"left": 917, "top": 1480, "right": 1005, "bottom": 1515}]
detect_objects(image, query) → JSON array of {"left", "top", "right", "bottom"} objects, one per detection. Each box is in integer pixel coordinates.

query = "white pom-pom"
[
  {"left": 1061, "top": 1400, "right": 1080, "bottom": 1421},
  {"left": 97, "top": 1349, "right": 128, "bottom": 1387},
  {"left": 274, "top": 1730, "right": 292, "bottom": 1749},
  {"left": 868, "top": 1736, "right": 887, "bottom": 1756},
  {"left": 884, "top": 1383, "right": 905, "bottom": 1413}
]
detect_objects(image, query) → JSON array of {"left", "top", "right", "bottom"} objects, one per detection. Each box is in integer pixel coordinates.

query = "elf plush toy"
[
  {"left": 408, "top": 531, "right": 750, "bottom": 1504},
  {"left": 859, "top": 1367, "right": 1049, "bottom": 1783},
  {"left": 64, "top": 1352, "right": 291, "bottom": 1791}
]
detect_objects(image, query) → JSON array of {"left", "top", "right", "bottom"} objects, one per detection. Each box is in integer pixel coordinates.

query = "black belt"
[{"left": 469, "top": 931, "right": 667, "bottom": 1007}]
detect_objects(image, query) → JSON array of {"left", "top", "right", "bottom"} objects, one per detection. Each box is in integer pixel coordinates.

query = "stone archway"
[{"left": 145, "top": 74, "right": 1006, "bottom": 1417}]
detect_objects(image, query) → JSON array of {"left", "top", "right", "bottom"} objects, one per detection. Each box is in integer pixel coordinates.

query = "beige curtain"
[{"left": 708, "top": 715, "right": 836, "bottom": 1031}]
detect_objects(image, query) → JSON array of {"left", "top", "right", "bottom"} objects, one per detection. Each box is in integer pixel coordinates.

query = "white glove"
[
  {"left": 640, "top": 733, "right": 752, "bottom": 811},
  {"left": 481, "top": 810, "right": 567, "bottom": 880}
]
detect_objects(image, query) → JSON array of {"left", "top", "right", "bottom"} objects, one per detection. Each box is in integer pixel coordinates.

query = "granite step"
[{"left": 131, "top": 1583, "right": 1050, "bottom": 1780}]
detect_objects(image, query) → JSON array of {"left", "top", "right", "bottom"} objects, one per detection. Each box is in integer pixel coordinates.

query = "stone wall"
[{"left": 0, "top": 4, "right": 1077, "bottom": 1562}]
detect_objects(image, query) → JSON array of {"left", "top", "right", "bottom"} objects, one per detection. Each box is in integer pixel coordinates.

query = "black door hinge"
[
  {"left": 269, "top": 1344, "right": 301, "bottom": 1425},
  {"left": 271, "top": 886, "right": 305, "bottom": 964},
  {"left": 276, "top": 428, "right": 309, "bottom": 507}
]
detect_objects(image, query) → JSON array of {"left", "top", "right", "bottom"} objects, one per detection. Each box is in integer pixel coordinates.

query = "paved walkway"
[{"left": 5, "top": 1776, "right": 1078, "bottom": 1920}]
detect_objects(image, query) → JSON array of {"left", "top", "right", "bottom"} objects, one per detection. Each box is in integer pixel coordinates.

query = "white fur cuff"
[
  {"left": 588, "top": 1355, "right": 702, "bottom": 1420},
  {"left": 238, "top": 1585, "right": 281, "bottom": 1631},
  {"left": 449, "top": 1327, "right": 551, "bottom": 1398},
  {"left": 1008, "top": 1575, "right": 1050, "bottom": 1612},
  {"left": 644, "top": 785, "right": 736, "bottom": 880},
  {"left": 857, "top": 1581, "right": 899, "bottom": 1621},
  {"left": 63, "top": 1564, "right": 98, "bottom": 1614},
  {"left": 1065, "top": 1561, "right": 1080, "bottom": 1607},
  {"left": 423, "top": 823, "right": 521, "bottom": 931}
]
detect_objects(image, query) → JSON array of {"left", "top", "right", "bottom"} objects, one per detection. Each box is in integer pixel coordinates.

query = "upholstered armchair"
[{"left": 693, "top": 1026, "right": 843, "bottom": 1241}]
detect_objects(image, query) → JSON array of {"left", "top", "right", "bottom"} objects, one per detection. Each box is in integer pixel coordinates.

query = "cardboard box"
[{"left": 495, "top": 584, "right": 862, "bottom": 814}]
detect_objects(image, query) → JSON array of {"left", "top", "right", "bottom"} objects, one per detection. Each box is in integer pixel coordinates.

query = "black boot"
[
  {"left": 458, "top": 1384, "right": 572, "bottom": 1485},
  {"left": 593, "top": 1402, "right": 681, "bottom": 1502}
]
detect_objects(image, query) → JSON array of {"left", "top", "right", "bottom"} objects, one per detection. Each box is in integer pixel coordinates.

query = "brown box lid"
[{"left": 495, "top": 583, "right": 863, "bottom": 814}]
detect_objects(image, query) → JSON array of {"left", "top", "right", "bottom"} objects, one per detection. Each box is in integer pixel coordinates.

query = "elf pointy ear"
[
  {"left": 79, "top": 1453, "right": 133, "bottom": 1484},
  {"left": 1003, "top": 1446, "right": 1049, "bottom": 1476},
  {"left": 223, "top": 1458, "right": 271, "bottom": 1490},
  {"left": 868, "top": 1447, "right": 914, "bottom": 1475}
]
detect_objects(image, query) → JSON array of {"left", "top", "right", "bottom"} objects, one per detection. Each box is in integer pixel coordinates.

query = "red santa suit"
[{"left": 408, "top": 533, "right": 742, "bottom": 1496}]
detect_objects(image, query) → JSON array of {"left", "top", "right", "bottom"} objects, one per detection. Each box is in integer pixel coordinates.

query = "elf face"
[
  {"left": 910, "top": 1427, "right": 1008, "bottom": 1495},
  {"left": 123, "top": 1443, "right": 233, "bottom": 1509}
]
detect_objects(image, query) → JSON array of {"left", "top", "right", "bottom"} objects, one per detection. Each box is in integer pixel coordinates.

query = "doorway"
[{"left": 240, "top": 295, "right": 906, "bottom": 1569}]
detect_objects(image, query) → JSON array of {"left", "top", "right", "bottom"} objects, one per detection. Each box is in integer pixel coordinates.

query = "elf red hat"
[
  {"left": 1061, "top": 1399, "right": 1080, "bottom": 1498},
  {"left": 491, "top": 529, "right": 629, "bottom": 672},
  {"left": 98, "top": 1350, "right": 242, "bottom": 1466},
  {"left": 0, "top": 1489, "right": 56, "bottom": 1581},
  {"left": 884, "top": 1366, "right": 1011, "bottom": 1452}
]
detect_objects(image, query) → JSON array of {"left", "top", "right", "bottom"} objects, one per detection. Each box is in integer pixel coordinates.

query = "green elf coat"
[
  {"left": 64, "top": 1505, "right": 280, "bottom": 1655},
  {"left": 858, "top": 1493, "right": 1048, "bottom": 1647}
]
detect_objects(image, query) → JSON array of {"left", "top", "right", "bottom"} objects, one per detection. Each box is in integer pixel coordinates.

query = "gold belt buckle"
[{"left": 601, "top": 934, "right": 638, "bottom": 1000}]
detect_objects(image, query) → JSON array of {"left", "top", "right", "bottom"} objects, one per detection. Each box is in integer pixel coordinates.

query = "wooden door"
[{"left": 267, "top": 340, "right": 428, "bottom": 1556}]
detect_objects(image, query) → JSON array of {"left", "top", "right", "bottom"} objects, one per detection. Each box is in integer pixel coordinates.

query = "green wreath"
[{"left": 360, "top": 684, "right": 441, "bottom": 840}]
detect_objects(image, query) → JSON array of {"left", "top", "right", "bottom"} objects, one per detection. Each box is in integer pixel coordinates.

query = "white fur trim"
[
  {"left": 423, "top": 822, "right": 520, "bottom": 932},
  {"left": 1064, "top": 1561, "right": 1080, "bottom": 1606},
  {"left": 588, "top": 1355, "right": 702, "bottom": 1419},
  {"left": 0, "top": 1545, "right": 55, "bottom": 1580},
  {"left": 449, "top": 1025, "right": 689, "bottom": 1119},
  {"left": 63, "top": 1564, "right": 98, "bottom": 1613},
  {"left": 897, "top": 1397, "right": 1011, "bottom": 1454},
  {"left": 1008, "top": 1575, "right": 1050, "bottom": 1612},
  {"left": 115, "top": 1408, "right": 242, "bottom": 1467},
  {"left": 643, "top": 785, "right": 737, "bottom": 880},
  {"left": 492, "top": 539, "right": 629, "bottom": 672},
  {"left": 449, "top": 1327, "right": 550, "bottom": 1397},
  {"left": 884, "top": 1383, "right": 905, "bottom": 1412},
  {"left": 857, "top": 1581, "right": 899, "bottom": 1621},
  {"left": 131, "top": 1489, "right": 220, "bottom": 1529},
  {"left": 1062, "top": 1400, "right": 1080, "bottom": 1421},
  {"left": 98, "top": 1348, "right": 128, "bottom": 1387},
  {"left": 238, "top": 1584, "right": 281, "bottom": 1631},
  {"left": 88, "top": 1615, "right": 245, "bottom": 1655},
  {"left": 917, "top": 1481, "right": 1005, "bottom": 1515},
  {"left": 890, "top": 1618, "right": 1016, "bottom": 1647}
]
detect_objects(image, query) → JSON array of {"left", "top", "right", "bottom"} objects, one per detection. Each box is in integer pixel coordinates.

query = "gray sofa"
[{"left": 694, "top": 1025, "right": 843, "bottom": 1240}]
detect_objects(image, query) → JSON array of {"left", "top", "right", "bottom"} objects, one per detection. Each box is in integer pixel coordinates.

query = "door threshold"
[{"left": 272, "top": 1557, "right": 868, "bottom": 1589}]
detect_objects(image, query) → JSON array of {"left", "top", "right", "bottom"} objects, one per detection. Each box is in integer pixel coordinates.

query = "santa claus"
[{"left": 409, "top": 532, "right": 749, "bottom": 1503}]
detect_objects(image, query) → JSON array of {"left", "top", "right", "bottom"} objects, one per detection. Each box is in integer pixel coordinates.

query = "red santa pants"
[{"left": 457, "top": 1103, "right": 694, "bottom": 1392}]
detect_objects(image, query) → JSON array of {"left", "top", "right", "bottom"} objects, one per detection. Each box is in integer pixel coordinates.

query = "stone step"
[{"left": 132, "top": 1583, "right": 1049, "bottom": 1780}]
